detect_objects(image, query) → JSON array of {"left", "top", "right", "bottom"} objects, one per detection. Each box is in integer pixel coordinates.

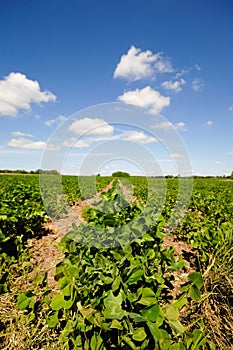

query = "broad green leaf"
[
  {"left": 58, "top": 277, "right": 71, "bottom": 296},
  {"left": 173, "top": 296, "right": 188, "bottom": 309},
  {"left": 17, "top": 291, "right": 34, "bottom": 310},
  {"left": 170, "top": 343, "right": 186, "bottom": 350},
  {"left": 192, "top": 329, "right": 207, "bottom": 347},
  {"left": 189, "top": 285, "right": 201, "bottom": 301},
  {"left": 103, "top": 291, "right": 126, "bottom": 320},
  {"left": 128, "top": 312, "right": 146, "bottom": 323},
  {"left": 138, "top": 287, "right": 157, "bottom": 306},
  {"left": 154, "top": 273, "right": 165, "bottom": 284},
  {"left": 168, "top": 320, "right": 185, "bottom": 334},
  {"left": 165, "top": 305, "right": 179, "bottom": 321},
  {"left": 142, "top": 304, "right": 160, "bottom": 322},
  {"left": 46, "top": 312, "right": 59, "bottom": 327},
  {"left": 110, "top": 319, "right": 123, "bottom": 330},
  {"left": 50, "top": 293, "right": 73, "bottom": 310},
  {"left": 122, "top": 335, "right": 137, "bottom": 350},
  {"left": 100, "top": 274, "right": 113, "bottom": 284},
  {"left": 112, "top": 276, "right": 121, "bottom": 291},
  {"left": 142, "top": 233, "right": 154, "bottom": 241},
  {"left": 141, "top": 338, "right": 149, "bottom": 350},
  {"left": 90, "top": 332, "right": 103, "bottom": 350},
  {"left": 147, "top": 321, "right": 163, "bottom": 341},
  {"left": 127, "top": 268, "right": 144, "bottom": 285},
  {"left": 77, "top": 302, "right": 96, "bottom": 319},
  {"left": 188, "top": 272, "right": 204, "bottom": 289},
  {"left": 132, "top": 327, "right": 147, "bottom": 342}
]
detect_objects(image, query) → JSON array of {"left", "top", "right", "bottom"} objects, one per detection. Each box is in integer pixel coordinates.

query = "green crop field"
[{"left": 0, "top": 174, "right": 232, "bottom": 349}]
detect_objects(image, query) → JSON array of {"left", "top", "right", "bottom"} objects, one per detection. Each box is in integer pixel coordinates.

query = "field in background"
[{"left": 0, "top": 174, "right": 232, "bottom": 349}]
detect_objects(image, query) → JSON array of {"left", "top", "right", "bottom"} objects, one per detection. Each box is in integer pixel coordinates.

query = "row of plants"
[
  {"left": 17, "top": 179, "right": 211, "bottom": 349},
  {"left": 0, "top": 175, "right": 232, "bottom": 348},
  {"left": 0, "top": 176, "right": 49, "bottom": 294}
]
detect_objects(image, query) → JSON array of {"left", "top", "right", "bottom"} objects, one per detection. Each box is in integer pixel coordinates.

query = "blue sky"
[{"left": 0, "top": 0, "right": 233, "bottom": 176}]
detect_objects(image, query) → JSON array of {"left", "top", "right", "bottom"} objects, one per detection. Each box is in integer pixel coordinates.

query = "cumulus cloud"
[
  {"left": 45, "top": 115, "right": 67, "bottom": 127},
  {"left": 151, "top": 120, "right": 186, "bottom": 131},
  {"left": 69, "top": 117, "right": 114, "bottom": 136},
  {"left": 113, "top": 46, "right": 173, "bottom": 81},
  {"left": 216, "top": 161, "right": 225, "bottom": 165},
  {"left": 62, "top": 137, "right": 90, "bottom": 148},
  {"left": 162, "top": 78, "right": 186, "bottom": 92},
  {"left": 176, "top": 122, "right": 185, "bottom": 127},
  {"left": 118, "top": 86, "right": 170, "bottom": 114},
  {"left": 227, "top": 150, "right": 233, "bottom": 156},
  {"left": 170, "top": 153, "right": 184, "bottom": 159},
  {"left": 11, "top": 131, "right": 33, "bottom": 137},
  {"left": 176, "top": 121, "right": 187, "bottom": 131},
  {"left": 121, "top": 130, "right": 157, "bottom": 144},
  {"left": 154, "top": 58, "right": 173, "bottom": 74},
  {"left": 151, "top": 121, "right": 172, "bottom": 129},
  {"left": 191, "top": 78, "right": 203, "bottom": 92},
  {"left": 8, "top": 137, "right": 57, "bottom": 150},
  {"left": 203, "top": 120, "right": 213, "bottom": 127},
  {"left": 0, "top": 72, "right": 56, "bottom": 117}
]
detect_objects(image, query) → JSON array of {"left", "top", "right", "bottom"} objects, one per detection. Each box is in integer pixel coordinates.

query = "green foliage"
[
  {"left": 176, "top": 180, "right": 233, "bottom": 262},
  {"left": 38, "top": 182, "right": 207, "bottom": 349},
  {"left": 82, "top": 180, "right": 142, "bottom": 228},
  {"left": 1, "top": 175, "right": 232, "bottom": 348},
  {"left": 112, "top": 171, "right": 130, "bottom": 178}
]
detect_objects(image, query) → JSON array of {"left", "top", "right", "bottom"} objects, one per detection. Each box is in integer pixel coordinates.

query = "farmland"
[{"left": 0, "top": 174, "right": 232, "bottom": 349}]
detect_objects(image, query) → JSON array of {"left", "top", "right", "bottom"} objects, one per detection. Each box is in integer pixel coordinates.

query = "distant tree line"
[
  {"left": 1, "top": 169, "right": 232, "bottom": 178},
  {"left": 112, "top": 171, "right": 131, "bottom": 178},
  {"left": 0, "top": 169, "right": 60, "bottom": 175}
]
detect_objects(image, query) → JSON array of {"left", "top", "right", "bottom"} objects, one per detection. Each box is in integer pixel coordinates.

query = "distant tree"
[
  {"left": 35, "top": 169, "right": 60, "bottom": 175},
  {"left": 230, "top": 171, "right": 233, "bottom": 179},
  {"left": 112, "top": 171, "right": 130, "bottom": 178}
]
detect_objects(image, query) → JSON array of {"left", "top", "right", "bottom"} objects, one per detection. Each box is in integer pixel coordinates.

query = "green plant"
[{"left": 38, "top": 183, "right": 209, "bottom": 349}]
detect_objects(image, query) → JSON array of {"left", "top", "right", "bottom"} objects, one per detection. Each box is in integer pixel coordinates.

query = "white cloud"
[
  {"left": 62, "top": 137, "right": 90, "bottom": 148},
  {"left": 151, "top": 121, "right": 172, "bottom": 129},
  {"left": 45, "top": 115, "right": 67, "bottom": 127},
  {"left": 216, "top": 161, "right": 225, "bottom": 166},
  {"left": 8, "top": 137, "right": 57, "bottom": 150},
  {"left": 170, "top": 153, "right": 184, "bottom": 159},
  {"left": 154, "top": 57, "right": 173, "bottom": 73},
  {"left": 176, "top": 121, "right": 187, "bottom": 131},
  {"left": 121, "top": 130, "right": 157, "bottom": 144},
  {"left": 191, "top": 78, "right": 203, "bottom": 92},
  {"left": 162, "top": 78, "right": 185, "bottom": 92},
  {"left": 151, "top": 120, "right": 186, "bottom": 131},
  {"left": 227, "top": 150, "right": 233, "bottom": 156},
  {"left": 203, "top": 120, "right": 213, "bottom": 127},
  {"left": 113, "top": 46, "right": 173, "bottom": 81},
  {"left": 69, "top": 117, "right": 114, "bottom": 136},
  {"left": 175, "top": 68, "right": 189, "bottom": 79},
  {"left": 176, "top": 122, "right": 185, "bottom": 128},
  {"left": 118, "top": 86, "right": 170, "bottom": 114},
  {"left": 0, "top": 72, "right": 56, "bottom": 117},
  {"left": 195, "top": 64, "right": 201, "bottom": 71},
  {"left": 11, "top": 131, "right": 33, "bottom": 137}
]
